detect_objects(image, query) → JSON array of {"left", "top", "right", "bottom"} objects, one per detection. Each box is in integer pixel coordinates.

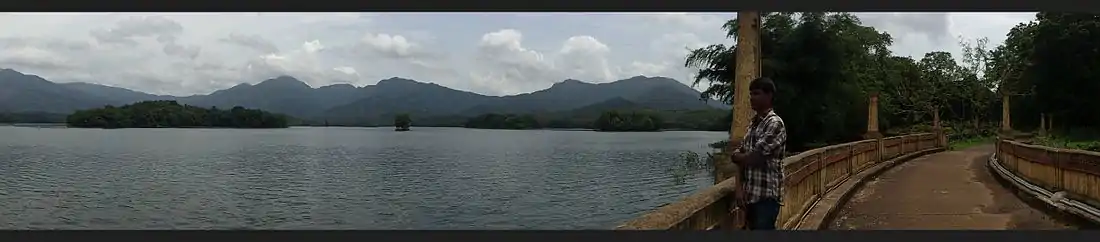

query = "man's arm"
[{"left": 733, "top": 118, "right": 786, "bottom": 168}]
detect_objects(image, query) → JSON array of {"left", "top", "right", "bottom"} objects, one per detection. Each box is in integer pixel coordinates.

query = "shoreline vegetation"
[
  {"left": 464, "top": 113, "right": 542, "bottom": 130},
  {"left": 594, "top": 111, "right": 664, "bottom": 132},
  {"left": 65, "top": 100, "right": 289, "bottom": 129},
  {"left": 10, "top": 103, "right": 731, "bottom": 132},
  {"left": 6, "top": 94, "right": 733, "bottom": 131},
  {"left": 394, "top": 113, "right": 412, "bottom": 131}
]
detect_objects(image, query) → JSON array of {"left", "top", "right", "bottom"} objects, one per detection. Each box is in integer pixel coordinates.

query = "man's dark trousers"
[{"left": 744, "top": 197, "right": 780, "bottom": 230}]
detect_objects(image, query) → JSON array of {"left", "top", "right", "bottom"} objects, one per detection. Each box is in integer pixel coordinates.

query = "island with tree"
[
  {"left": 464, "top": 113, "right": 542, "bottom": 130},
  {"left": 394, "top": 113, "right": 412, "bottom": 131},
  {"left": 594, "top": 111, "right": 663, "bottom": 132},
  {"left": 66, "top": 100, "right": 289, "bottom": 129}
]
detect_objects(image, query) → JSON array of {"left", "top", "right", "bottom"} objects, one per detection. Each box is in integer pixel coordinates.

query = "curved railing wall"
[
  {"left": 992, "top": 140, "right": 1100, "bottom": 223},
  {"left": 617, "top": 132, "right": 944, "bottom": 230}
]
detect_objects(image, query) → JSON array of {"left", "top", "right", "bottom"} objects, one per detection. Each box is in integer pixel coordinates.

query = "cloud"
[
  {"left": 89, "top": 15, "right": 202, "bottom": 60},
  {"left": 0, "top": 12, "right": 1037, "bottom": 96},
  {"left": 220, "top": 33, "right": 280, "bottom": 54},
  {"left": 558, "top": 35, "right": 614, "bottom": 82},
  {"left": 89, "top": 16, "right": 184, "bottom": 45},
  {"left": 360, "top": 33, "right": 416, "bottom": 58},
  {"left": 639, "top": 13, "right": 729, "bottom": 31}
]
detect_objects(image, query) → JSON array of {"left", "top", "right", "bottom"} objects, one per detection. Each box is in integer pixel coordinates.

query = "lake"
[{"left": 0, "top": 126, "right": 724, "bottom": 229}]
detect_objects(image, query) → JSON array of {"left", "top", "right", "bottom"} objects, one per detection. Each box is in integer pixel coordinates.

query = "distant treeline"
[
  {"left": 0, "top": 112, "right": 68, "bottom": 124},
  {"left": 66, "top": 100, "right": 289, "bottom": 129},
  {"left": 594, "top": 111, "right": 663, "bottom": 132},
  {"left": 464, "top": 113, "right": 542, "bottom": 130},
  {"left": 457, "top": 109, "right": 731, "bottom": 132}
]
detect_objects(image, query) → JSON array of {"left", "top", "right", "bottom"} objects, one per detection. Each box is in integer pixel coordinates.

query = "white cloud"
[
  {"left": 360, "top": 33, "right": 415, "bottom": 58},
  {"left": 0, "top": 12, "right": 1037, "bottom": 96},
  {"left": 640, "top": 13, "right": 729, "bottom": 31},
  {"left": 221, "top": 33, "right": 279, "bottom": 54}
]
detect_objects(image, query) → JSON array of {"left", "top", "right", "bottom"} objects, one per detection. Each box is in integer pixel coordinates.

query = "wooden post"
[{"left": 863, "top": 93, "right": 882, "bottom": 139}]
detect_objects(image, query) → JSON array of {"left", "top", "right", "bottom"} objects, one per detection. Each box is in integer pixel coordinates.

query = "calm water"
[{"left": 0, "top": 126, "right": 723, "bottom": 229}]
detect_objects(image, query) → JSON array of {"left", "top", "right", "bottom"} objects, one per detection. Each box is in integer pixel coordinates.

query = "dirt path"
[{"left": 827, "top": 144, "right": 1076, "bottom": 230}]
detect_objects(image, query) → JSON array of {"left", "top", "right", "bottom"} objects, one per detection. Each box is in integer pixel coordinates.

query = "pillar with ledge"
[
  {"left": 716, "top": 11, "right": 761, "bottom": 182},
  {"left": 863, "top": 93, "right": 885, "bottom": 162},
  {"left": 1039, "top": 113, "right": 1047, "bottom": 136},
  {"left": 1000, "top": 94, "right": 1014, "bottom": 139},
  {"left": 933, "top": 106, "right": 944, "bottom": 147},
  {"left": 863, "top": 92, "right": 883, "bottom": 139}
]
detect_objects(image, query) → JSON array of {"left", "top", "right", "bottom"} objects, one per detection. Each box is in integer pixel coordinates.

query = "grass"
[
  {"left": 949, "top": 135, "right": 996, "bottom": 150},
  {"left": 1032, "top": 134, "right": 1100, "bottom": 152}
]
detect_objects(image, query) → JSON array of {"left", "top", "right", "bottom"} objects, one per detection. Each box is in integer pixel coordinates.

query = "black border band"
[
  {"left": 0, "top": 0, "right": 1083, "bottom": 12},
  {"left": 6, "top": 230, "right": 1100, "bottom": 242}
]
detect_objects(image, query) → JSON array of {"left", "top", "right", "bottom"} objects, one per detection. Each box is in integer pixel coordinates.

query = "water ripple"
[{"left": 0, "top": 126, "right": 722, "bottom": 229}]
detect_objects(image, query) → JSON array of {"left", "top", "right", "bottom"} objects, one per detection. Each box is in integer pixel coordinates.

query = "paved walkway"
[{"left": 828, "top": 144, "right": 1077, "bottom": 230}]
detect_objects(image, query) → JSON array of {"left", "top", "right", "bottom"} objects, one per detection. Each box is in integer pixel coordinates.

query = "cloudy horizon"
[{"left": 0, "top": 12, "right": 1037, "bottom": 97}]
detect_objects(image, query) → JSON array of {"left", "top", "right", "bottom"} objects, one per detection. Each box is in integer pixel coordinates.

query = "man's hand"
[{"left": 730, "top": 152, "right": 750, "bottom": 166}]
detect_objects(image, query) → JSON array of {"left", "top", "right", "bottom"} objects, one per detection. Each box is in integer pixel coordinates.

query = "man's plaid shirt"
[{"left": 736, "top": 109, "right": 787, "bottom": 204}]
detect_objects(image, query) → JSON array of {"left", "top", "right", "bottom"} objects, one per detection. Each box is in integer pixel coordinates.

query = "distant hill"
[
  {"left": 60, "top": 82, "right": 173, "bottom": 105},
  {"left": 0, "top": 69, "right": 109, "bottom": 113},
  {"left": 176, "top": 76, "right": 352, "bottom": 119},
  {"left": 320, "top": 77, "right": 497, "bottom": 125},
  {"left": 0, "top": 68, "right": 727, "bottom": 127}
]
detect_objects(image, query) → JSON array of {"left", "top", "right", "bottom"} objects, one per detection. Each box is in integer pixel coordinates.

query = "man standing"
[{"left": 731, "top": 77, "right": 787, "bottom": 230}]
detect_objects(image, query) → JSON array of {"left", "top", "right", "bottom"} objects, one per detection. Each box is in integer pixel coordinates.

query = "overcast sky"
[{"left": 0, "top": 12, "right": 1036, "bottom": 96}]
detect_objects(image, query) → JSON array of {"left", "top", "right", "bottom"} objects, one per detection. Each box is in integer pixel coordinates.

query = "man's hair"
[{"left": 749, "top": 77, "right": 776, "bottom": 95}]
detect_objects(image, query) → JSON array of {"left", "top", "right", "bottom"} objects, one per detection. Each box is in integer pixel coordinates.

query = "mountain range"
[{"left": 0, "top": 68, "right": 728, "bottom": 126}]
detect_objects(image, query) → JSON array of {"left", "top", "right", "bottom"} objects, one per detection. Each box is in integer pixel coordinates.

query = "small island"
[
  {"left": 394, "top": 113, "right": 412, "bottom": 131},
  {"left": 594, "top": 110, "right": 663, "bottom": 132},
  {"left": 66, "top": 100, "right": 289, "bottom": 129},
  {"left": 464, "top": 113, "right": 541, "bottom": 130}
]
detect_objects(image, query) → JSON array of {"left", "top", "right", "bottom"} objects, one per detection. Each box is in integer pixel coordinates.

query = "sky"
[{"left": 0, "top": 12, "right": 1037, "bottom": 97}]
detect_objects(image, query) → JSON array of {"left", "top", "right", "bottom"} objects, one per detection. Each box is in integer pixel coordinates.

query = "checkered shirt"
[{"left": 736, "top": 109, "right": 787, "bottom": 204}]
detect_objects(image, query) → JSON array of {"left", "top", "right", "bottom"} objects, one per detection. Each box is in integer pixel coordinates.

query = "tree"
[
  {"left": 594, "top": 110, "right": 663, "bottom": 132},
  {"left": 686, "top": 12, "right": 903, "bottom": 151},
  {"left": 958, "top": 37, "right": 998, "bottom": 130},
  {"left": 464, "top": 113, "right": 541, "bottom": 130},
  {"left": 66, "top": 100, "right": 288, "bottom": 129},
  {"left": 394, "top": 113, "right": 412, "bottom": 131}
]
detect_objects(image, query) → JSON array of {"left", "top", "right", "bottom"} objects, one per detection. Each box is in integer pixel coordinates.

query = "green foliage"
[
  {"left": 661, "top": 110, "right": 731, "bottom": 131},
  {"left": 961, "top": 13, "right": 1100, "bottom": 134},
  {"left": 66, "top": 100, "right": 289, "bottom": 129},
  {"left": 594, "top": 110, "right": 663, "bottom": 132},
  {"left": 394, "top": 113, "right": 412, "bottom": 130},
  {"left": 668, "top": 151, "right": 716, "bottom": 185},
  {"left": 541, "top": 108, "right": 728, "bottom": 131},
  {"left": 708, "top": 139, "right": 731, "bottom": 149},
  {"left": 685, "top": 12, "right": 1019, "bottom": 151},
  {"left": 1033, "top": 134, "right": 1100, "bottom": 152},
  {"left": 464, "top": 113, "right": 541, "bottom": 130}
]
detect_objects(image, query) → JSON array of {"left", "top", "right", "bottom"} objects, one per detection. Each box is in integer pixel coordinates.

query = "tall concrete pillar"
[
  {"left": 725, "top": 11, "right": 761, "bottom": 231},
  {"left": 1048, "top": 114, "right": 1054, "bottom": 133},
  {"left": 863, "top": 93, "right": 882, "bottom": 139},
  {"left": 1039, "top": 113, "right": 1047, "bottom": 136},
  {"left": 933, "top": 107, "right": 943, "bottom": 146},
  {"left": 1001, "top": 94, "right": 1014, "bottom": 138},
  {"left": 727, "top": 11, "right": 760, "bottom": 154}
]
